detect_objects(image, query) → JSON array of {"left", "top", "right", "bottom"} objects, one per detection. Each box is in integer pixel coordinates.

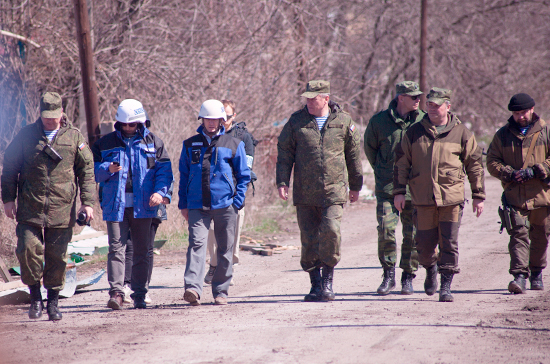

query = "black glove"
[
  {"left": 512, "top": 168, "right": 535, "bottom": 183},
  {"left": 532, "top": 163, "right": 549, "bottom": 180}
]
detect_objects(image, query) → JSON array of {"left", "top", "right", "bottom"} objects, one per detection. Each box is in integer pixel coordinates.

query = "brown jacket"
[
  {"left": 394, "top": 113, "right": 485, "bottom": 206},
  {"left": 486, "top": 114, "right": 550, "bottom": 210}
]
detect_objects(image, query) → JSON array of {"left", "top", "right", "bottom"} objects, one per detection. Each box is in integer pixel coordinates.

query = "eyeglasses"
[
  {"left": 409, "top": 95, "right": 420, "bottom": 101},
  {"left": 226, "top": 114, "right": 234, "bottom": 119},
  {"left": 122, "top": 123, "right": 138, "bottom": 128}
]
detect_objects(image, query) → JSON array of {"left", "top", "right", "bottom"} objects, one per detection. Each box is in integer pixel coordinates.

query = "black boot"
[
  {"left": 28, "top": 283, "right": 43, "bottom": 319},
  {"left": 304, "top": 267, "right": 323, "bottom": 302},
  {"left": 376, "top": 267, "right": 395, "bottom": 295},
  {"left": 321, "top": 265, "right": 335, "bottom": 301},
  {"left": 529, "top": 270, "right": 544, "bottom": 290},
  {"left": 401, "top": 271, "right": 415, "bottom": 295},
  {"left": 424, "top": 265, "right": 438, "bottom": 296},
  {"left": 439, "top": 272, "right": 454, "bottom": 302},
  {"left": 46, "top": 289, "right": 62, "bottom": 321},
  {"left": 508, "top": 273, "right": 527, "bottom": 294}
]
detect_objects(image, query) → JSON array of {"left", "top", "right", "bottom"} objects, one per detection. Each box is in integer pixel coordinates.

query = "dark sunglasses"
[
  {"left": 226, "top": 114, "right": 234, "bottom": 119},
  {"left": 409, "top": 95, "right": 420, "bottom": 101},
  {"left": 122, "top": 122, "right": 138, "bottom": 127}
]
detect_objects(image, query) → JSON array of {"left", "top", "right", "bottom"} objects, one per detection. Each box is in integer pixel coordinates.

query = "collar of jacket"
[
  {"left": 506, "top": 113, "right": 543, "bottom": 138},
  {"left": 196, "top": 123, "right": 226, "bottom": 142},
  {"left": 420, "top": 112, "right": 460, "bottom": 139},
  {"left": 388, "top": 98, "right": 418, "bottom": 126},
  {"left": 36, "top": 114, "right": 70, "bottom": 140}
]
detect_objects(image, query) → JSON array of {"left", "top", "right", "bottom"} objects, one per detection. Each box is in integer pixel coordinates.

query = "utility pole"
[
  {"left": 419, "top": 0, "right": 428, "bottom": 109},
  {"left": 73, "top": 0, "right": 100, "bottom": 145}
]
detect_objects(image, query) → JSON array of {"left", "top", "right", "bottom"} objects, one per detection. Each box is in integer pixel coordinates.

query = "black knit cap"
[{"left": 508, "top": 93, "right": 535, "bottom": 111}]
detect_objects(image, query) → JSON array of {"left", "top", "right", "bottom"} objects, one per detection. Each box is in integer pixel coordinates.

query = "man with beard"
[{"left": 487, "top": 93, "right": 550, "bottom": 293}]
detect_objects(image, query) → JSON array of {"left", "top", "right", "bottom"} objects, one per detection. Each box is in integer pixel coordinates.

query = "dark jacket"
[
  {"left": 92, "top": 124, "right": 173, "bottom": 222},
  {"left": 364, "top": 98, "right": 425, "bottom": 199},
  {"left": 1, "top": 116, "right": 95, "bottom": 228},
  {"left": 178, "top": 125, "right": 251, "bottom": 210},
  {"left": 276, "top": 101, "right": 363, "bottom": 207}
]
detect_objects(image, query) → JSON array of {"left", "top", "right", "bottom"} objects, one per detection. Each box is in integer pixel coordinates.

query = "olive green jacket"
[
  {"left": 1, "top": 116, "right": 95, "bottom": 228},
  {"left": 394, "top": 113, "right": 485, "bottom": 206},
  {"left": 487, "top": 114, "right": 550, "bottom": 210},
  {"left": 276, "top": 101, "right": 363, "bottom": 207},
  {"left": 364, "top": 98, "right": 425, "bottom": 199}
]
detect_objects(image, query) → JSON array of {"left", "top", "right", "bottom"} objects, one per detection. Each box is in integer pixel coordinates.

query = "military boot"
[
  {"left": 424, "top": 265, "right": 438, "bottom": 296},
  {"left": 376, "top": 267, "right": 395, "bottom": 295},
  {"left": 304, "top": 267, "right": 323, "bottom": 302},
  {"left": 46, "top": 289, "right": 62, "bottom": 321},
  {"left": 508, "top": 273, "right": 527, "bottom": 294},
  {"left": 321, "top": 265, "right": 335, "bottom": 301},
  {"left": 401, "top": 271, "right": 415, "bottom": 295},
  {"left": 529, "top": 270, "right": 544, "bottom": 290},
  {"left": 28, "top": 283, "right": 43, "bottom": 319},
  {"left": 439, "top": 272, "right": 454, "bottom": 302}
]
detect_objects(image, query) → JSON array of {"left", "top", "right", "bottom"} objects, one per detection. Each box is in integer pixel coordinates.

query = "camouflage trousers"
[
  {"left": 414, "top": 204, "right": 463, "bottom": 274},
  {"left": 15, "top": 223, "right": 72, "bottom": 290},
  {"left": 296, "top": 204, "right": 343, "bottom": 271},
  {"left": 506, "top": 206, "right": 550, "bottom": 276},
  {"left": 376, "top": 197, "right": 417, "bottom": 273}
]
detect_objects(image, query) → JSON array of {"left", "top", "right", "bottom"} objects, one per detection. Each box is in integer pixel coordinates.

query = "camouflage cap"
[
  {"left": 40, "top": 92, "right": 63, "bottom": 118},
  {"left": 301, "top": 80, "right": 330, "bottom": 98},
  {"left": 426, "top": 87, "right": 452, "bottom": 105},
  {"left": 396, "top": 81, "right": 423, "bottom": 96}
]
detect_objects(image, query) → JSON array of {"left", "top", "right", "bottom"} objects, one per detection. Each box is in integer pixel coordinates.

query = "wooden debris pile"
[{"left": 239, "top": 236, "right": 299, "bottom": 256}]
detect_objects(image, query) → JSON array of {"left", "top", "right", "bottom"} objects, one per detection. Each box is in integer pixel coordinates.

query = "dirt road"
[{"left": 1, "top": 175, "right": 549, "bottom": 364}]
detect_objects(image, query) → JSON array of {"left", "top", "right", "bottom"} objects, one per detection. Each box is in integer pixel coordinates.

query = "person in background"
[{"left": 204, "top": 99, "right": 257, "bottom": 285}]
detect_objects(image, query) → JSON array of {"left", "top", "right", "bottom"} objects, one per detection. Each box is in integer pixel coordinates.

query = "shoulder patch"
[
  {"left": 78, "top": 143, "right": 86, "bottom": 151},
  {"left": 192, "top": 142, "right": 203, "bottom": 146},
  {"left": 350, "top": 124, "right": 356, "bottom": 132}
]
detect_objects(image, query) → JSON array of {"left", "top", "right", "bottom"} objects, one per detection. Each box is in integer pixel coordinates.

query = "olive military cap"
[
  {"left": 426, "top": 87, "right": 452, "bottom": 105},
  {"left": 301, "top": 80, "right": 330, "bottom": 98},
  {"left": 396, "top": 81, "right": 423, "bottom": 96},
  {"left": 40, "top": 92, "right": 63, "bottom": 118}
]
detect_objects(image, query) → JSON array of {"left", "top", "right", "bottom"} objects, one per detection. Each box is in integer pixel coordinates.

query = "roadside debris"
[{"left": 240, "top": 235, "right": 299, "bottom": 256}]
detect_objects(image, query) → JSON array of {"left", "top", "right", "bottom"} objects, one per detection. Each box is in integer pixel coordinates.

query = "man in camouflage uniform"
[
  {"left": 2, "top": 92, "right": 95, "bottom": 320},
  {"left": 276, "top": 80, "right": 363, "bottom": 302},
  {"left": 394, "top": 88, "right": 485, "bottom": 302},
  {"left": 364, "top": 81, "right": 425, "bottom": 295},
  {"left": 487, "top": 93, "right": 550, "bottom": 294}
]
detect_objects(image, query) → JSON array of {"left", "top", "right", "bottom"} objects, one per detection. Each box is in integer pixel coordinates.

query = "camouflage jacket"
[
  {"left": 364, "top": 98, "right": 425, "bottom": 199},
  {"left": 487, "top": 114, "right": 550, "bottom": 210},
  {"left": 393, "top": 113, "right": 485, "bottom": 206},
  {"left": 276, "top": 101, "right": 363, "bottom": 207},
  {"left": 1, "top": 116, "right": 95, "bottom": 228}
]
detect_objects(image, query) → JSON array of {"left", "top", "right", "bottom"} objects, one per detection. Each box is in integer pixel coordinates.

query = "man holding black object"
[
  {"left": 487, "top": 93, "right": 550, "bottom": 294},
  {"left": 1, "top": 92, "right": 95, "bottom": 321}
]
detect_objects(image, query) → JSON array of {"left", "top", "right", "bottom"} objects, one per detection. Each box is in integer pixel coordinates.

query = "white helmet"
[
  {"left": 116, "top": 99, "right": 147, "bottom": 124},
  {"left": 198, "top": 99, "right": 226, "bottom": 121}
]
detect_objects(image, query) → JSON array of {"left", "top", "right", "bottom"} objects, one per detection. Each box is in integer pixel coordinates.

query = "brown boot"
[{"left": 107, "top": 292, "right": 124, "bottom": 310}]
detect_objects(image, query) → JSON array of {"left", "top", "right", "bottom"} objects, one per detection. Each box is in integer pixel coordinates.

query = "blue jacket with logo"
[
  {"left": 92, "top": 125, "right": 173, "bottom": 222},
  {"left": 178, "top": 125, "right": 251, "bottom": 210}
]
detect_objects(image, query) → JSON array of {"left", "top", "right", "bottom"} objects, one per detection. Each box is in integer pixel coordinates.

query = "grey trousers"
[
  {"left": 107, "top": 208, "right": 152, "bottom": 299},
  {"left": 185, "top": 205, "right": 237, "bottom": 299}
]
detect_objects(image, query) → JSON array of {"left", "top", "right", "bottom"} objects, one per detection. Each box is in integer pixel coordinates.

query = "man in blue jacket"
[
  {"left": 179, "top": 99, "right": 250, "bottom": 306},
  {"left": 92, "top": 99, "right": 173, "bottom": 310}
]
